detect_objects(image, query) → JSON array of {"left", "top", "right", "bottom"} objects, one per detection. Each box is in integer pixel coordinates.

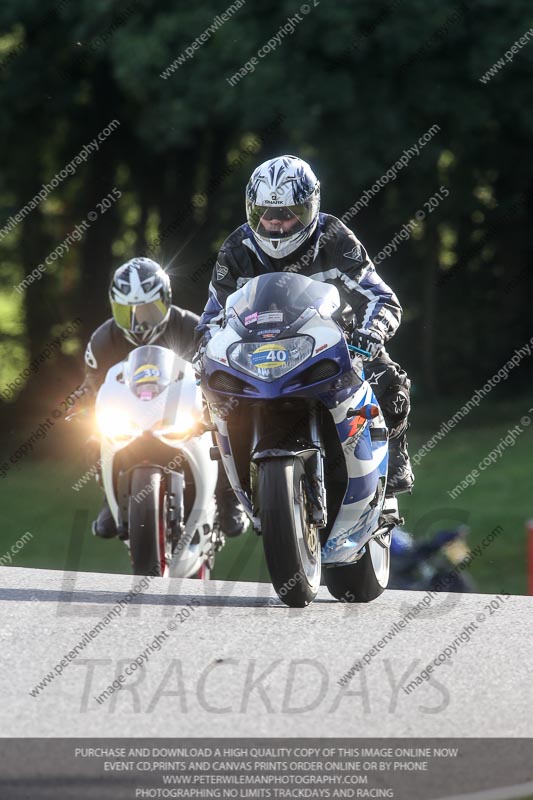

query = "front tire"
[
  {"left": 258, "top": 457, "right": 321, "bottom": 608},
  {"left": 129, "top": 468, "right": 167, "bottom": 576},
  {"left": 324, "top": 536, "right": 390, "bottom": 603}
]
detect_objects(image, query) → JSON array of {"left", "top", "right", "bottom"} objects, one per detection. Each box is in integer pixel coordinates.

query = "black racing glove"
[{"left": 350, "top": 328, "right": 384, "bottom": 361}]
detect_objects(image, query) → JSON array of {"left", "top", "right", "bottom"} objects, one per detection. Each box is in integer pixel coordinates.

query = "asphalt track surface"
[{"left": 1, "top": 566, "right": 531, "bottom": 738}]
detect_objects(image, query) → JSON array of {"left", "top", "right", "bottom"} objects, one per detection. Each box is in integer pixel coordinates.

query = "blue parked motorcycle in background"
[{"left": 389, "top": 525, "right": 475, "bottom": 593}]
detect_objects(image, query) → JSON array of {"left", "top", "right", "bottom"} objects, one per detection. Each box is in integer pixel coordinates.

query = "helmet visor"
[
  {"left": 247, "top": 199, "right": 317, "bottom": 240},
  {"left": 112, "top": 300, "right": 168, "bottom": 336}
]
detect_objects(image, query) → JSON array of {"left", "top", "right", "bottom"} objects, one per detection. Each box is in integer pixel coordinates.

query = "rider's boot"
[
  {"left": 215, "top": 468, "right": 248, "bottom": 538},
  {"left": 92, "top": 498, "right": 118, "bottom": 539},
  {"left": 386, "top": 432, "right": 414, "bottom": 495}
]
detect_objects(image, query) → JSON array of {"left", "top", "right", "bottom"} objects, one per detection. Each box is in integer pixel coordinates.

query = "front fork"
[
  {"left": 306, "top": 405, "right": 327, "bottom": 527},
  {"left": 115, "top": 466, "right": 185, "bottom": 547},
  {"left": 250, "top": 403, "right": 327, "bottom": 529}
]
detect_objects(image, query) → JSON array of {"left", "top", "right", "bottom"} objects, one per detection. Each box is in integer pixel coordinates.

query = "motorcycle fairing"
[
  {"left": 204, "top": 274, "right": 389, "bottom": 566},
  {"left": 96, "top": 352, "right": 218, "bottom": 576},
  {"left": 320, "top": 381, "right": 388, "bottom": 565}
]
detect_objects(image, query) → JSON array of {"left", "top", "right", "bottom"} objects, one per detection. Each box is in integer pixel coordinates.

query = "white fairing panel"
[
  {"left": 96, "top": 355, "right": 217, "bottom": 578},
  {"left": 322, "top": 380, "right": 388, "bottom": 565}
]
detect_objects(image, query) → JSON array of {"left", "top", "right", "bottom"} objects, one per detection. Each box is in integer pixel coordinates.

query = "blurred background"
[{"left": 0, "top": 0, "right": 531, "bottom": 594}]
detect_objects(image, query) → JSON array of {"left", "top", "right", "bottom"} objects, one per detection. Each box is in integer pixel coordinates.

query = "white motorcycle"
[{"left": 93, "top": 345, "right": 221, "bottom": 578}]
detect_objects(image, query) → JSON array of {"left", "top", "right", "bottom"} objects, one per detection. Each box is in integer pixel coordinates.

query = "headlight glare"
[
  {"left": 154, "top": 413, "right": 198, "bottom": 441},
  {"left": 96, "top": 409, "right": 141, "bottom": 441}
]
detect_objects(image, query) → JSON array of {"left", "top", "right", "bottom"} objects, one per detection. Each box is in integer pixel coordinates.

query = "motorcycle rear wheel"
[
  {"left": 258, "top": 457, "right": 321, "bottom": 608},
  {"left": 129, "top": 467, "right": 167, "bottom": 577}
]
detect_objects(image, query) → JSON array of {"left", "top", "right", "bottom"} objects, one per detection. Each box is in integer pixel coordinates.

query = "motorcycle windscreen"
[
  {"left": 226, "top": 273, "right": 341, "bottom": 333},
  {"left": 122, "top": 345, "right": 181, "bottom": 400}
]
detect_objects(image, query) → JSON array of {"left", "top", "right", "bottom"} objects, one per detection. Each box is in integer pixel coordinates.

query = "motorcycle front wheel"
[
  {"left": 129, "top": 467, "right": 167, "bottom": 577},
  {"left": 258, "top": 457, "right": 321, "bottom": 608},
  {"left": 323, "top": 536, "right": 390, "bottom": 603}
]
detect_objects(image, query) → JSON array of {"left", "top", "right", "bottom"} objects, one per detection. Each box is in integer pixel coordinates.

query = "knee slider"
[{"left": 380, "top": 384, "right": 411, "bottom": 424}]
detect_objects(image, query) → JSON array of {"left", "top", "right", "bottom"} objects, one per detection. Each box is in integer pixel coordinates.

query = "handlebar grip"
[{"left": 347, "top": 344, "right": 372, "bottom": 358}]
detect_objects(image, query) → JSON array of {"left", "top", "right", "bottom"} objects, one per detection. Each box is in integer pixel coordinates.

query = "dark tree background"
[{"left": 0, "top": 0, "right": 531, "bottom": 420}]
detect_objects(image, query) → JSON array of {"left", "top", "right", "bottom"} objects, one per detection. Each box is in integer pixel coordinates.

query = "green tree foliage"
[{"left": 0, "top": 0, "right": 531, "bottom": 417}]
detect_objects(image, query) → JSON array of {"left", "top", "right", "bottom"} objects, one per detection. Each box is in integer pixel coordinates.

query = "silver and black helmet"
[{"left": 109, "top": 258, "right": 172, "bottom": 346}]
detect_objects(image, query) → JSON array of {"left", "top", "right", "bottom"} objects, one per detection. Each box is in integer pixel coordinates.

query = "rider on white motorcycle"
[
  {"left": 196, "top": 155, "right": 414, "bottom": 496},
  {"left": 77, "top": 257, "right": 245, "bottom": 538}
]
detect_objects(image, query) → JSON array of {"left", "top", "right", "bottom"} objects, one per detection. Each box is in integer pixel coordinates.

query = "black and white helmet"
[
  {"left": 245, "top": 155, "right": 320, "bottom": 259},
  {"left": 109, "top": 258, "right": 172, "bottom": 346}
]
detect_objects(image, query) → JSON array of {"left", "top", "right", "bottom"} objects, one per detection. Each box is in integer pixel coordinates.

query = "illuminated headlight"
[
  {"left": 228, "top": 336, "right": 314, "bottom": 382},
  {"left": 96, "top": 409, "right": 141, "bottom": 442},
  {"left": 154, "top": 413, "right": 198, "bottom": 443}
]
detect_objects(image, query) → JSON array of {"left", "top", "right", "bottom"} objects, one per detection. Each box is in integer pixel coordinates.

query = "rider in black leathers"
[
  {"left": 196, "top": 155, "right": 414, "bottom": 495},
  {"left": 79, "top": 257, "right": 246, "bottom": 538}
]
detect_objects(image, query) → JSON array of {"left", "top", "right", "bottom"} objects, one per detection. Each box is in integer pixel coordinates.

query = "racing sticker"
[
  {"left": 347, "top": 414, "right": 366, "bottom": 438},
  {"left": 257, "top": 311, "right": 283, "bottom": 324},
  {"left": 133, "top": 364, "right": 161, "bottom": 384},
  {"left": 244, "top": 311, "right": 258, "bottom": 325},
  {"left": 251, "top": 343, "right": 289, "bottom": 368},
  {"left": 258, "top": 328, "right": 281, "bottom": 340}
]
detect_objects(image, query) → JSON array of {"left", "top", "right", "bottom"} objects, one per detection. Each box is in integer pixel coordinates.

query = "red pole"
[{"left": 527, "top": 520, "right": 533, "bottom": 596}]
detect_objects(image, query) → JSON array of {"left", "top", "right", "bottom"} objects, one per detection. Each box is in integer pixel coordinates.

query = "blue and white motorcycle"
[{"left": 201, "top": 273, "right": 400, "bottom": 607}]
